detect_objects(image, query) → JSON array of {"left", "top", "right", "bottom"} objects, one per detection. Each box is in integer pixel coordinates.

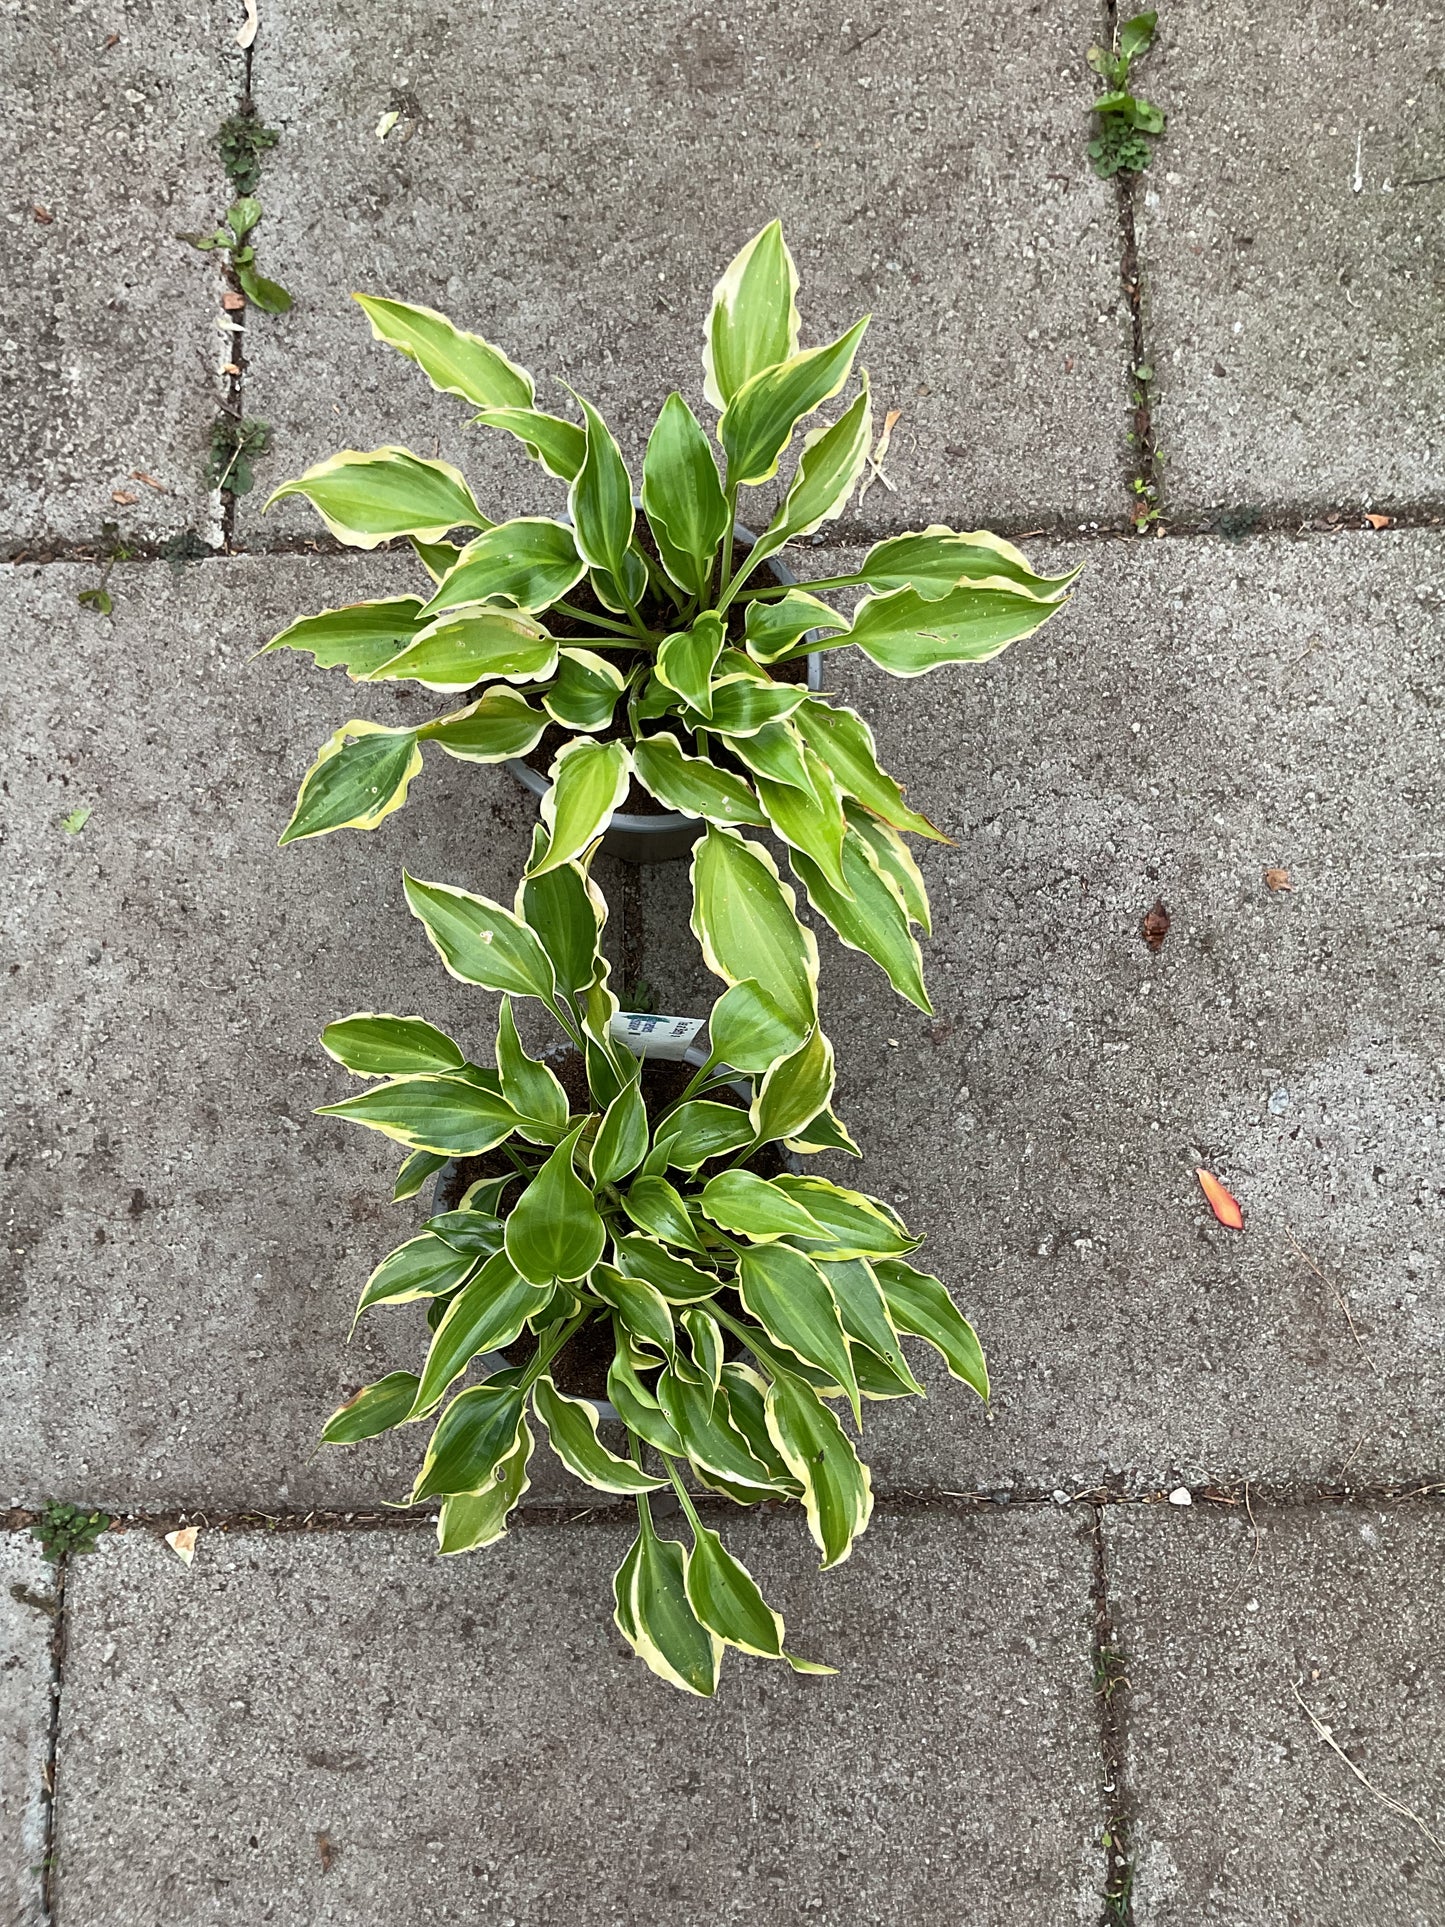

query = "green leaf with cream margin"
[
  {"left": 258, "top": 596, "right": 430, "bottom": 679},
  {"left": 791, "top": 699, "right": 944, "bottom": 842},
  {"left": 504, "top": 1124, "right": 607, "bottom": 1284},
  {"left": 362, "top": 606, "right": 557, "bottom": 693},
  {"left": 844, "top": 580, "right": 1065, "bottom": 678},
  {"left": 352, "top": 293, "right": 535, "bottom": 410},
  {"left": 531, "top": 738, "right": 632, "bottom": 876},
  {"left": 471, "top": 407, "right": 586, "bottom": 483},
  {"left": 856, "top": 527, "right": 1080, "bottom": 602},
  {"left": 321, "top": 1012, "right": 466, "bottom": 1078},
  {"left": 874, "top": 1257, "right": 989, "bottom": 1399},
  {"left": 702, "top": 220, "right": 801, "bottom": 412},
  {"left": 631, "top": 735, "right": 766, "bottom": 827},
  {"left": 279, "top": 720, "right": 423, "bottom": 844},
  {"left": 656, "top": 611, "right": 725, "bottom": 718},
  {"left": 265, "top": 447, "right": 487, "bottom": 549},
  {"left": 739, "top": 379, "right": 872, "bottom": 584},
  {"left": 437, "top": 1416, "right": 535, "bottom": 1554},
  {"left": 689, "top": 829, "right": 819, "bottom": 1051},
  {"left": 789, "top": 827, "right": 932, "bottom": 1013},
  {"left": 403, "top": 874, "right": 559, "bottom": 1003},
  {"left": 568, "top": 395, "right": 636, "bottom": 592},
  {"left": 643, "top": 392, "right": 730, "bottom": 599},
  {"left": 720, "top": 316, "right": 869, "bottom": 486},
  {"left": 418, "top": 518, "right": 585, "bottom": 616},
  {"left": 614, "top": 1503, "right": 722, "bottom": 1697},
  {"left": 317, "top": 1074, "right": 520, "bottom": 1157},
  {"left": 764, "top": 1369, "right": 873, "bottom": 1567},
  {"left": 532, "top": 1376, "right": 665, "bottom": 1494}
]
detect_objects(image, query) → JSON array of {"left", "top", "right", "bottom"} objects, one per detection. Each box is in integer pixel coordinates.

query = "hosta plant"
[
  {"left": 262, "top": 221, "right": 1076, "bottom": 1020},
  {"left": 319, "top": 839, "right": 986, "bottom": 1693}
]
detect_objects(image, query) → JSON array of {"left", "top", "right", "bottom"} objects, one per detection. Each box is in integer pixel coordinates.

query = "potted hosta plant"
[
  {"left": 261, "top": 221, "right": 1076, "bottom": 1016},
  {"left": 319, "top": 841, "right": 986, "bottom": 1693}
]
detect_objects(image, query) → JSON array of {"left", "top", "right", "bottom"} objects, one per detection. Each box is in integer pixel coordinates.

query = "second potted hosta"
[{"left": 320, "top": 842, "right": 985, "bottom": 1691}]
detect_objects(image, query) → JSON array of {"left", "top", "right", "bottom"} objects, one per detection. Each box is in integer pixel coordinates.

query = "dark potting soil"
[{"left": 436, "top": 1052, "right": 779, "bottom": 1398}]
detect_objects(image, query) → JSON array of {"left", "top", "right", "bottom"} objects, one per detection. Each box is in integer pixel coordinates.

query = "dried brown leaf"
[
  {"left": 1141, "top": 897, "right": 1170, "bottom": 951},
  {"left": 1264, "top": 867, "right": 1293, "bottom": 892}
]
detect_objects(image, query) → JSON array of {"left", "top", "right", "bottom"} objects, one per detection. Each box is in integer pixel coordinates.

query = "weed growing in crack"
[
  {"left": 216, "top": 104, "right": 280, "bottom": 197},
  {"left": 208, "top": 417, "right": 272, "bottom": 496},
  {"left": 1087, "top": 11, "right": 1165, "bottom": 179},
  {"left": 30, "top": 1501, "right": 111, "bottom": 1563},
  {"left": 76, "top": 519, "right": 137, "bottom": 616}
]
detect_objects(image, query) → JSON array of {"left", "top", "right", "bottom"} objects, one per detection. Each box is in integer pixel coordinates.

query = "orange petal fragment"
[{"left": 1196, "top": 1168, "right": 1244, "bottom": 1230}]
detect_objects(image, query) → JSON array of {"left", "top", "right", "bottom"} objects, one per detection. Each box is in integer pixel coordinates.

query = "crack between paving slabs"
[
  {"left": 7, "top": 507, "right": 1442, "bottom": 572},
  {"left": 213, "top": 40, "right": 258, "bottom": 552},
  {"left": 34, "top": 1549, "right": 68, "bottom": 1926},
  {"left": 6, "top": 1480, "right": 1441, "bottom": 1546},
  {"left": 1090, "top": 1503, "right": 1137, "bottom": 1927}
]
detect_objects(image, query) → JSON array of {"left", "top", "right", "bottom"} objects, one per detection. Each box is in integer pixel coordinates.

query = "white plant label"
[{"left": 609, "top": 1012, "right": 706, "bottom": 1061}]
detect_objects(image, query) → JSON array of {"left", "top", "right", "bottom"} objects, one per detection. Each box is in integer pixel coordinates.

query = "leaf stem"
[{"left": 552, "top": 601, "right": 639, "bottom": 639}]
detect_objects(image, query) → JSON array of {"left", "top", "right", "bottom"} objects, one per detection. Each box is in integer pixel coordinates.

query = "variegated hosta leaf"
[
  {"left": 699, "top": 1170, "right": 829, "bottom": 1242},
  {"left": 495, "top": 997, "right": 569, "bottom": 1141},
  {"left": 471, "top": 405, "right": 586, "bottom": 482},
  {"left": 785, "top": 1107, "right": 860, "bottom": 1159},
  {"left": 589, "top": 1080, "right": 650, "bottom": 1191},
  {"left": 569, "top": 395, "right": 636, "bottom": 591},
  {"left": 403, "top": 873, "right": 559, "bottom": 1002},
  {"left": 393, "top": 1148, "right": 450, "bottom": 1201},
  {"left": 743, "top": 589, "right": 848, "bottom": 666},
  {"left": 737, "top": 1243, "right": 860, "bottom": 1424},
  {"left": 517, "top": 857, "right": 608, "bottom": 1000},
  {"left": 845, "top": 805, "right": 931, "bottom": 934},
  {"left": 791, "top": 698, "right": 944, "bottom": 842},
  {"left": 590, "top": 548, "right": 648, "bottom": 616},
  {"left": 588, "top": 1262, "right": 675, "bottom": 1358},
  {"left": 702, "top": 219, "right": 801, "bottom": 412},
  {"left": 279, "top": 721, "right": 423, "bottom": 844},
  {"left": 725, "top": 718, "right": 816, "bottom": 797},
  {"left": 544, "top": 648, "right": 625, "bottom": 734},
  {"left": 532, "top": 1376, "right": 666, "bottom": 1493},
  {"left": 265, "top": 446, "right": 488, "bottom": 548},
  {"left": 696, "top": 674, "right": 809, "bottom": 738},
  {"left": 411, "top": 1380, "right": 526, "bottom": 1501},
  {"left": 352, "top": 1230, "right": 480, "bottom": 1317},
  {"left": 258, "top": 597, "right": 429, "bottom": 679},
  {"left": 750, "top": 1022, "right": 835, "bottom": 1145},
  {"left": 532, "top": 738, "right": 632, "bottom": 877},
  {"left": 321, "top": 1371, "right": 421, "bottom": 1444},
  {"left": 677, "top": 1495, "right": 785, "bottom": 1660},
  {"left": 419, "top": 686, "right": 548, "bottom": 764},
  {"left": 437, "top": 1415, "right": 534, "bottom": 1554},
  {"left": 646, "top": 1099, "right": 754, "bottom": 1175},
  {"left": 352, "top": 293, "right": 535, "bottom": 409},
  {"left": 362, "top": 605, "right": 557, "bottom": 692},
  {"left": 789, "top": 826, "right": 932, "bottom": 1014},
  {"left": 848, "top": 580, "right": 1064, "bottom": 678},
  {"left": 857, "top": 526, "right": 1080, "bottom": 602},
  {"left": 764, "top": 1369, "right": 873, "bottom": 1568},
  {"left": 622, "top": 1175, "right": 710, "bottom": 1254},
  {"left": 706, "top": 978, "right": 810, "bottom": 1078},
  {"left": 656, "top": 611, "right": 725, "bottom": 719},
  {"left": 612, "top": 1233, "right": 720, "bottom": 1305},
  {"left": 773, "top": 1175, "right": 918, "bottom": 1261},
  {"left": 504, "top": 1125, "right": 606, "bottom": 1284},
  {"left": 642, "top": 396, "right": 730, "bottom": 602},
  {"left": 656, "top": 1371, "right": 784, "bottom": 1497},
  {"left": 743, "top": 380, "right": 872, "bottom": 580},
  {"left": 822, "top": 1257, "right": 924, "bottom": 1396},
  {"left": 419, "top": 518, "right": 585, "bottom": 616},
  {"left": 754, "top": 741, "right": 851, "bottom": 897},
  {"left": 317, "top": 1074, "right": 520, "bottom": 1157},
  {"left": 321, "top": 1012, "right": 465, "bottom": 1078},
  {"left": 720, "top": 317, "right": 869, "bottom": 486},
  {"left": 631, "top": 734, "right": 766, "bottom": 827},
  {"left": 411, "top": 1253, "right": 552, "bottom": 1416},
  {"left": 873, "top": 1257, "right": 989, "bottom": 1398},
  {"left": 690, "top": 829, "right": 819, "bottom": 1045},
  {"left": 614, "top": 1505, "right": 722, "bottom": 1697},
  {"left": 411, "top": 536, "right": 462, "bottom": 582},
  {"left": 680, "top": 1308, "right": 724, "bottom": 1389}
]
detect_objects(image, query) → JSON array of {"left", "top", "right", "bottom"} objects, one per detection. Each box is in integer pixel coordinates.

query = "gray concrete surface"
[
  {"left": 0, "top": 0, "right": 239, "bottom": 547},
  {"left": 636, "top": 530, "right": 1445, "bottom": 1490},
  {"left": 0, "top": 1535, "right": 54, "bottom": 1927},
  {"left": 1107, "top": 1501, "right": 1445, "bottom": 1924},
  {"left": 239, "top": 0, "right": 1128, "bottom": 544},
  {"left": 0, "top": 554, "right": 547, "bottom": 1510},
  {"left": 1136, "top": 1, "right": 1445, "bottom": 513},
  {"left": 56, "top": 1509, "right": 1102, "bottom": 1925}
]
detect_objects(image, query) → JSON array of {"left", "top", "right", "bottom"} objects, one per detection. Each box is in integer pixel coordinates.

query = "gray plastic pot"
[
  {"left": 426, "top": 1043, "right": 796, "bottom": 1420},
  {"left": 508, "top": 523, "right": 824, "bottom": 865}
]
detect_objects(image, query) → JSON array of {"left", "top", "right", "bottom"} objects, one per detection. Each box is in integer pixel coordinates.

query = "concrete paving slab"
[
  {"left": 635, "top": 530, "right": 1445, "bottom": 1492},
  {"left": 1135, "top": 1, "right": 1445, "bottom": 514},
  {"left": 1, "top": 553, "right": 546, "bottom": 1510},
  {"left": 0, "top": 0, "right": 240, "bottom": 547},
  {"left": 0, "top": 1535, "right": 55, "bottom": 1927},
  {"left": 240, "top": 0, "right": 1128, "bottom": 546},
  {"left": 1106, "top": 1501, "right": 1445, "bottom": 1925},
  {"left": 57, "top": 1508, "right": 1102, "bottom": 1925}
]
